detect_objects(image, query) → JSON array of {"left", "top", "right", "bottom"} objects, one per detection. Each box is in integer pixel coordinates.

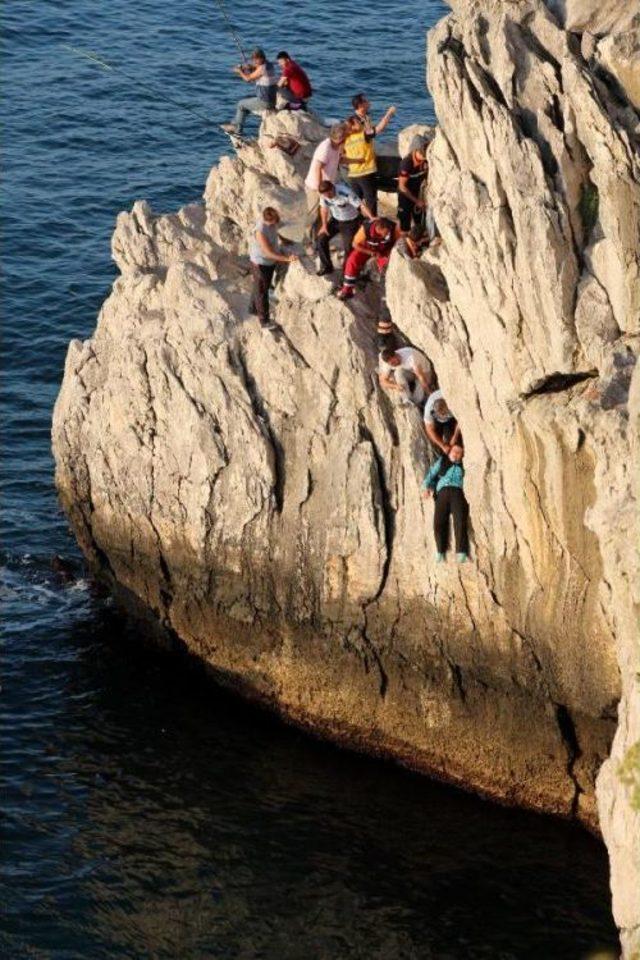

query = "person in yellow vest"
[{"left": 343, "top": 94, "right": 396, "bottom": 215}]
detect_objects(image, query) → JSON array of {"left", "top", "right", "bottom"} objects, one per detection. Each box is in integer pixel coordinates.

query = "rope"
[{"left": 212, "top": 0, "right": 249, "bottom": 64}]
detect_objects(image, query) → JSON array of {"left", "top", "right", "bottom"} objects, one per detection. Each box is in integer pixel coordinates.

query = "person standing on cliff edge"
[
  {"left": 343, "top": 94, "right": 396, "bottom": 215},
  {"left": 248, "top": 207, "right": 298, "bottom": 330}
]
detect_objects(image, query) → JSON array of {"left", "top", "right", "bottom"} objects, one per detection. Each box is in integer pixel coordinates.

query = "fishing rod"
[
  {"left": 63, "top": 45, "right": 224, "bottom": 132},
  {"left": 213, "top": 0, "right": 249, "bottom": 64}
]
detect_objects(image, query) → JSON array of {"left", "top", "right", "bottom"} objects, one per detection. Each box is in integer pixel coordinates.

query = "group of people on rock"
[
  {"left": 302, "top": 104, "right": 436, "bottom": 298},
  {"left": 234, "top": 48, "right": 468, "bottom": 563}
]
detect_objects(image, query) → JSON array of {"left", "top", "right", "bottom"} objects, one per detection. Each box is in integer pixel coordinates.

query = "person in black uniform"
[{"left": 397, "top": 134, "right": 430, "bottom": 232}]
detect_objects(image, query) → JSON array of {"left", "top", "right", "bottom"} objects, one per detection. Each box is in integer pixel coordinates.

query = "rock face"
[{"left": 52, "top": 0, "right": 639, "bottom": 951}]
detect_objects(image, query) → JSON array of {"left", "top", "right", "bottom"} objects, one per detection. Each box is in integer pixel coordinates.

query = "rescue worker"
[
  {"left": 336, "top": 217, "right": 400, "bottom": 300},
  {"left": 397, "top": 134, "right": 430, "bottom": 232},
  {"left": 343, "top": 94, "right": 396, "bottom": 215}
]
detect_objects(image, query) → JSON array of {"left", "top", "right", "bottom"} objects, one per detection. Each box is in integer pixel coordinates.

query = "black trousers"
[
  {"left": 348, "top": 173, "right": 378, "bottom": 215},
  {"left": 433, "top": 487, "right": 469, "bottom": 554},
  {"left": 316, "top": 217, "right": 361, "bottom": 270},
  {"left": 250, "top": 262, "right": 276, "bottom": 321},
  {"left": 398, "top": 194, "right": 423, "bottom": 232}
]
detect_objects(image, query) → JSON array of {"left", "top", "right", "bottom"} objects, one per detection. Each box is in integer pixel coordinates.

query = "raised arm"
[{"left": 374, "top": 105, "right": 396, "bottom": 134}]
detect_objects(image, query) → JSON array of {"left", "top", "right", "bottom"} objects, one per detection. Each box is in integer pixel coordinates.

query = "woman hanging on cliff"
[
  {"left": 248, "top": 207, "right": 298, "bottom": 330},
  {"left": 422, "top": 444, "right": 469, "bottom": 564}
]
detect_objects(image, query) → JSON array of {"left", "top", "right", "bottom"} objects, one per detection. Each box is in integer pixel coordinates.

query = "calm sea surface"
[{"left": 1, "top": 1, "right": 620, "bottom": 957}]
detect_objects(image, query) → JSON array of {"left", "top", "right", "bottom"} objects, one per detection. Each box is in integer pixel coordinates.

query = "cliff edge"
[{"left": 52, "top": 0, "right": 640, "bottom": 951}]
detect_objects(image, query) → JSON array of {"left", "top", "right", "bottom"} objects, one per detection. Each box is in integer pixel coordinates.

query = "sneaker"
[
  {"left": 336, "top": 286, "right": 354, "bottom": 300},
  {"left": 316, "top": 266, "right": 334, "bottom": 277},
  {"left": 260, "top": 318, "right": 278, "bottom": 331},
  {"left": 436, "top": 552, "right": 446, "bottom": 563},
  {"left": 456, "top": 553, "right": 468, "bottom": 563}
]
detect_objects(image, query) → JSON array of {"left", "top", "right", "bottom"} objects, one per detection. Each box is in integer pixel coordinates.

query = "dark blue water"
[{"left": 1, "top": 1, "right": 619, "bottom": 957}]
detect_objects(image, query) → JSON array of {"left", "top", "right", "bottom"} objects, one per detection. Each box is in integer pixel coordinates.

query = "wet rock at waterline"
[{"left": 52, "top": 0, "right": 640, "bottom": 953}]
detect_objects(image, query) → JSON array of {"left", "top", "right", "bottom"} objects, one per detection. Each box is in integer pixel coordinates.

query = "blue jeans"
[{"left": 233, "top": 96, "right": 267, "bottom": 133}]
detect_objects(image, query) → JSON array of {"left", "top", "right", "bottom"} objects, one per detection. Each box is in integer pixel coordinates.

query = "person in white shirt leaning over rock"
[{"left": 378, "top": 346, "right": 436, "bottom": 406}]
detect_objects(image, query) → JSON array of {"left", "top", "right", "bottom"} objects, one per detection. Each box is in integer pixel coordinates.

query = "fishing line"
[
  {"left": 212, "top": 0, "right": 249, "bottom": 64},
  {"left": 63, "top": 45, "right": 225, "bottom": 133}
]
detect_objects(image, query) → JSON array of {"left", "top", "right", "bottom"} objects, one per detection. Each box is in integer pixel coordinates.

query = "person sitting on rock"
[
  {"left": 378, "top": 345, "right": 435, "bottom": 406},
  {"left": 343, "top": 94, "right": 396, "bottom": 215},
  {"left": 249, "top": 206, "right": 298, "bottom": 330},
  {"left": 315, "top": 180, "right": 374, "bottom": 277},
  {"left": 423, "top": 389, "right": 461, "bottom": 453},
  {"left": 422, "top": 443, "right": 470, "bottom": 563},
  {"left": 397, "top": 134, "right": 430, "bottom": 232},
  {"left": 222, "top": 48, "right": 278, "bottom": 136},
  {"left": 304, "top": 123, "right": 348, "bottom": 229},
  {"left": 275, "top": 51, "right": 312, "bottom": 112},
  {"left": 336, "top": 217, "right": 400, "bottom": 300}
]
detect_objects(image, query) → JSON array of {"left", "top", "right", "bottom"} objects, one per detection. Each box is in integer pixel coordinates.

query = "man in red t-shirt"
[{"left": 276, "top": 51, "right": 312, "bottom": 111}]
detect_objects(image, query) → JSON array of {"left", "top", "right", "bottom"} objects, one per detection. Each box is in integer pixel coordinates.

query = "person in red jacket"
[
  {"left": 276, "top": 51, "right": 312, "bottom": 111},
  {"left": 336, "top": 217, "right": 400, "bottom": 300}
]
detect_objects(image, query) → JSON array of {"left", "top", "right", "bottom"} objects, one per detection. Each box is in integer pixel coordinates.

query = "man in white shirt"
[
  {"left": 315, "top": 180, "right": 374, "bottom": 276},
  {"left": 304, "top": 124, "right": 348, "bottom": 228},
  {"left": 423, "top": 389, "right": 461, "bottom": 452},
  {"left": 378, "top": 346, "right": 436, "bottom": 406}
]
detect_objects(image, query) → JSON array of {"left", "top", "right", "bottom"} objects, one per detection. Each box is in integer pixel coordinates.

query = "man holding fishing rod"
[{"left": 222, "top": 48, "right": 278, "bottom": 136}]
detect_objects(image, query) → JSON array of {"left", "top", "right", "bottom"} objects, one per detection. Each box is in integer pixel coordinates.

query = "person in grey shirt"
[
  {"left": 222, "top": 48, "right": 278, "bottom": 136},
  {"left": 249, "top": 207, "right": 298, "bottom": 329}
]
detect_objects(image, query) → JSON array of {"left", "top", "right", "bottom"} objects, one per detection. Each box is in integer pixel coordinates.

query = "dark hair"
[
  {"left": 318, "top": 180, "right": 335, "bottom": 194},
  {"left": 380, "top": 347, "right": 397, "bottom": 362},
  {"left": 352, "top": 93, "right": 368, "bottom": 110},
  {"left": 408, "top": 224, "right": 425, "bottom": 242},
  {"left": 262, "top": 206, "right": 280, "bottom": 223},
  {"left": 252, "top": 48, "right": 266, "bottom": 62},
  {"left": 276, "top": 50, "right": 290, "bottom": 60},
  {"left": 375, "top": 217, "right": 396, "bottom": 234}
]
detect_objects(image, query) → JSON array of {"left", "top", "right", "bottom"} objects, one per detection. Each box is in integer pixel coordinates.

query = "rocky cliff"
[{"left": 52, "top": 0, "right": 639, "bottom": 951}]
